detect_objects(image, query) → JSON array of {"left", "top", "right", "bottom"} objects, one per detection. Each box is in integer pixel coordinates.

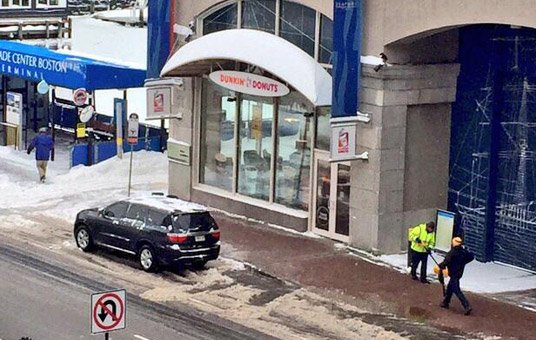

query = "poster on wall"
[
  {"left": 330, "top": 122, "right": 356, "bottom": 161},
  {"left": 435, "top": 210, "right": 456, "bottom": 252},
  {"left": 6, "top": 92, "right": 23, "bottom": 126},
  {"left": 146, "top": 87, "right": 174, "bottom": 120}
]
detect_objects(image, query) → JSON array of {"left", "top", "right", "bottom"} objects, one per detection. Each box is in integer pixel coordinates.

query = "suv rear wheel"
[{"left": 139, "top": 245, "right": 158, "bottom": 272}]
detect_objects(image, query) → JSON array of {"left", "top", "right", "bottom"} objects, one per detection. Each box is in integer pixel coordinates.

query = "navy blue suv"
[{"left": 74, "top": 195, "right": 220, "bottom": 271}]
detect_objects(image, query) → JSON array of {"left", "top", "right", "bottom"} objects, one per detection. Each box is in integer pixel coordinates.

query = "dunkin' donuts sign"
[{"left": 209, "top": 71, "right": 289, "bottom": 97}]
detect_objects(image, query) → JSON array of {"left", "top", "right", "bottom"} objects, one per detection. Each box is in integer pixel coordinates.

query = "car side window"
[
  {"left": 146, "top": 208, "right": 168, "bottom": 229},
  {"left": 104, "top": 202, "right": 129, "bottom": 219},
  {"left": 125, "top": 204, "right": 147, "bottom": 228}
]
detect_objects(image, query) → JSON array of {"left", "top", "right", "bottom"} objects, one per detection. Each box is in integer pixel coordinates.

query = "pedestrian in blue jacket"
[{"left": 27, "top": 127, "right": 54, "bottom": 183}]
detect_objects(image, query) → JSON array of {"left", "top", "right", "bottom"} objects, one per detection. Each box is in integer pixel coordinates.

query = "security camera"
[{"left": 188, "top": 20, "right": 196, "bottom": 33}]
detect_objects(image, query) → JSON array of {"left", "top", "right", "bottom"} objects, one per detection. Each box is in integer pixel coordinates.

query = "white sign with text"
[{"left": 209, "top": 70, "right": 290, "bottom": 98}]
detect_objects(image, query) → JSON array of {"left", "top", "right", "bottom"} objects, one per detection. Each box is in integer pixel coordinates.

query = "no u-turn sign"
[{"left": 91, "top": 289, "right": 126, "bottom": 334}]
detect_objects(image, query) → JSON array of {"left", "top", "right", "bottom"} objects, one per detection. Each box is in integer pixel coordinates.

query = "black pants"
[
  {"left": 443, "top": 277, "right": 470, "bottom": 309},
  {"left": 410, "top": 251, "right": 428, "bottom": 280}
]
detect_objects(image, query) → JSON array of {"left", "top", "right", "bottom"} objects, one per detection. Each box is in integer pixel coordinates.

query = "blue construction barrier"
[{"left": 71, "top": 137, "right": 163, "bottom": 167}]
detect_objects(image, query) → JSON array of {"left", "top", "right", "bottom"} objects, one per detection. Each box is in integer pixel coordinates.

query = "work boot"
[
  {"left": 411, "top": 275, "right": 419, "bottom": 281},
  {"left": 40, "top": 176, "right": 45, "bottom": 183},
  {"left": 439, "top": 302, "right": 449, "bottom": 309},
  {"left": 464, "top": 307, "right": 472, "bottom": 316},
  {"left": 420, "top": 278, "right": 431, "bottom": 284}
]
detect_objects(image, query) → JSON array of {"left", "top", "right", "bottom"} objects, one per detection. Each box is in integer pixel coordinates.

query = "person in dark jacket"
[
  {"left": 27, "top": 127, "right": 54, "bottom": 183},
  {"left": 439, "top": 237, "right": 475, "bottom": 315}
]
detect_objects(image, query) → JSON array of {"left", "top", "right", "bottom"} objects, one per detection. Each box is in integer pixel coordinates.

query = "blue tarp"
[{"left": 0, "top": 40, "right": 146, "bottom": 90}]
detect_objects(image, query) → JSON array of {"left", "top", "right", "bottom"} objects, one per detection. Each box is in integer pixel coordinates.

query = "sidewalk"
[{"left": 213, "top": 211, "right": 536, "bottom": 340}]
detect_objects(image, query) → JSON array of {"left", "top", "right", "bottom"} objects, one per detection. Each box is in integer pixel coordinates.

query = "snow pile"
[
  {"left": 0, "top": 146, "right": 168, "bottom": 223},
  {"left": 93, "top": 8, "right": 149, "bottom": 23},
  {"left": 379, "top": 253, "right": 536, "bottom": 294}
]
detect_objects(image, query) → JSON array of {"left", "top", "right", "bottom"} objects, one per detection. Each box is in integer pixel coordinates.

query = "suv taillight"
[
  {"left": 212, "top": 231, "right": 221, "bottom": 240},
  {"left": 167, "top": 233, "right": 188, "bottom": 244}
]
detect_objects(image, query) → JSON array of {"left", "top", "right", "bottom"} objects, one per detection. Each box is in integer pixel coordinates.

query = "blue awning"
[{"left": 0, "top": 40, "right": 146, "bottom": 90}]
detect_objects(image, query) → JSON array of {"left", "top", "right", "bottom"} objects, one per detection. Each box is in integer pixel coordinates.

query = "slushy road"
[{"left": 0, "top": 241, "right": 273, "bottom": 340}]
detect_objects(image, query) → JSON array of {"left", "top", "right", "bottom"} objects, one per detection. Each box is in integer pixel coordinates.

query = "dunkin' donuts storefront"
[{"left": 150, "top": 27, "right": 351, "bottom": 242}]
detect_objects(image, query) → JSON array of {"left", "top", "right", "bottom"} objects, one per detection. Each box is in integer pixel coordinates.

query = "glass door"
[{"left": 312, "top": 151, "right": 350, "bottom": 242}]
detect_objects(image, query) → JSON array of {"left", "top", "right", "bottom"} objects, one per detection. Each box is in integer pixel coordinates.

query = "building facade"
[{"left": 156, "top": 0, "right": 536, "bottom": 272}]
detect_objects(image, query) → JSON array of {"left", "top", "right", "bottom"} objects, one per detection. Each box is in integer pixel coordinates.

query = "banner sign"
[
  {"left": 0, "top": 46, "right": 84, "bottom": 85},
  {"left": 209, "top": 71, "right": 290, "bottom": 98},
  {"left": 147, "top": 0, "right": 171, "bottom": 79},
  {"left": 331, "top": 0, "right": 363, "bottom": 118}
]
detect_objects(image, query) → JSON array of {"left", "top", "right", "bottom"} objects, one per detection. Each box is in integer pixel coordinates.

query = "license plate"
[{"left": 195, "top": 235, "right": 205, "bottom": 242}]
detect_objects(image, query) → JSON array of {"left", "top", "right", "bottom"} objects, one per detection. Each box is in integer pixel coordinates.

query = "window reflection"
[
  {"left": 238, "top": 95, "right": 274, "bottom": 200},
  {"left": 319, "top": 14, "right": 333, "bottom": 64},
  {"left": 316, "top": 107, "right": 331, "bottom": 151},
  {"left": 199, "top": 81, "right": 236, "bottom": 191},
  {"left": 203, "top": 3, "right": 238, "bottom": 35},
  {"left": 280, "top": 1, "right": 316, "bottom": 57},
  {"left": 242, "top": 0, "right": 276, "bottom": 34},
  {"left": 275, "top": 92, "right": 313, "bottom": 210}
]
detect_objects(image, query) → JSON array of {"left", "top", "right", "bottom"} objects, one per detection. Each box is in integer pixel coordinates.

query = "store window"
[
  {"left": 242, "top": 0, "right": 276, "bottom": 34},
  {"left": 237, "top": 95, "right": 274, "bottom": 200},
  {"left": 319, "top": 14, "right": 333, "bottom": 64},
  {"left": 316, "top": 107, "right": 331, "bottom": 151},
  {"left": 200, "top": 0, "right": 333, "bottom": 65},
  {"left": 203, "top": 2, "right": 238, "bottom": 35},
  {"left": 199, "top": 80, "right": 236, "bottom": 191},
  {"left": 280, "top": 1, "right": 316, "bottom": 57},
  {"left": 275, "top": 92, "right": 313, "bottom": 210}
]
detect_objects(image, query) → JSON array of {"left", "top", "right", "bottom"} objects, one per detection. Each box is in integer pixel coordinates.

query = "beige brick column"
[{"left": 349, "top": 64, "right": 460, "bottom": 253}]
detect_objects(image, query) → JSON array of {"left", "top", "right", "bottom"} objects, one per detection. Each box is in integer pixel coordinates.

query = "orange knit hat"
[{"left": 452, "top": 237, "right": 463, "bottom": 247}]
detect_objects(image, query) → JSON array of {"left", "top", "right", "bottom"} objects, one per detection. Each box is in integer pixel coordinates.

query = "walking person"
[
  {"left": 408, "top": 221, "right": 436, "bottom": 283},
  {"left": 27, "top": 127, "right": 54, "bottom": 183},
  {"left": 439, "top": 237, "right": 474, "bottom": 315}
]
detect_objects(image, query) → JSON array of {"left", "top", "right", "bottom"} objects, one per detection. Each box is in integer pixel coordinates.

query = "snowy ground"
[{"left": 0, "top": 146, "right": 408, "bottom": 339}]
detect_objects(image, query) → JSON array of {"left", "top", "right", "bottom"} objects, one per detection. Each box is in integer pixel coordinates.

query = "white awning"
[{"left": 160, "top": 29, "right": 332, "bottom": 107}]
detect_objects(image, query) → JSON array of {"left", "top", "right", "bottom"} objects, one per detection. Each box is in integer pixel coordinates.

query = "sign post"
[
  {"left": 114, "top": 98, "right": 126, "bottom": 159},
  {"left": 91, "top": 289, "right": 126, "bottom": 338},
  {"left": 127, "top": 113, "right": 139, "bottom": 197}
]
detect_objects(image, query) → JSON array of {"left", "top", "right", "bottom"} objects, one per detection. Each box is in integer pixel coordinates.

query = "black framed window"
[
  {"left": 242, "top": 0, "right": 276, "bottom": 34},
  {"left": 203, "top": 3, "right": 238, "bottom": 35},
  {"left": 280, "top": 1, "right": 316, "bottom": 57}
]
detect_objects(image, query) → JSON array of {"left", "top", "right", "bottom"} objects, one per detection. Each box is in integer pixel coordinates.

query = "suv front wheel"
[
  {"left": 139, "top": 245, "right": 158, "bottom": 272},
  {"left": 75, "top": 226, "right": 93, "bottom": 252}
]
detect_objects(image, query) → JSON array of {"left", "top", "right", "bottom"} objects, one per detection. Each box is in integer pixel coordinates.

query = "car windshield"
[{"left": 172, "top": 212, "right": 217, "bottom": 233}]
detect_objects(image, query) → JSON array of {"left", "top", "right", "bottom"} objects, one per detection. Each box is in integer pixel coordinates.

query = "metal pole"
[
  {"left": 104, "top": 332, "right": 109, "bottom": 340},
  {"left": 127, "top": 144, "right": 133, "bottom": 197}
]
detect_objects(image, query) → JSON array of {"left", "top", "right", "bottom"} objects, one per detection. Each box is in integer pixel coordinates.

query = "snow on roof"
[{"left": 126, "top": 195, "right": 208, "bottom": 214}]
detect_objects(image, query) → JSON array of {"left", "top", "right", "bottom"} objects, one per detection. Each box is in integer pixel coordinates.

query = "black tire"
[
  {"left": 75, "top": 226, "right": 93, "bottom": 252},
  {"left": 191, "top": 260, "right": 208, "bottom": 270},
  {"left": 138, "top": 245, "right": 159, "bottom": 272}
]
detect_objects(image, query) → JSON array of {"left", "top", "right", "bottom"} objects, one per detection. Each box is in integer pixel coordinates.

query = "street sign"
[
  {"left": 127, "top": 113, "right": 139, "bottom": 145},
  {"left": 91, "top": 289, "right": 126, "bottom": 334},
  {"left": 73, "top": 88, "right": 88, "bottom": 106},
  {"left": 79, "top": 105, "right": 95, "bottom": 123}
]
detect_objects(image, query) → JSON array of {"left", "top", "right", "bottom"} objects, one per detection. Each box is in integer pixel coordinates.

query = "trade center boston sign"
[{"left": 209, "top": 70, "right": 290, "bottom": 97}]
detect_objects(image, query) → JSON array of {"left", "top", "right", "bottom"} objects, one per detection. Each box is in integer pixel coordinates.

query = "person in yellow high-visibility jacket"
[{"left": 408, "top": 221, "right": 436, "bottom": 283}]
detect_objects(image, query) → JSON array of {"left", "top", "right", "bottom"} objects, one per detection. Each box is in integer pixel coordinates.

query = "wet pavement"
[{"left": 214, "top": 211, "right": 536, "bottom": 340}]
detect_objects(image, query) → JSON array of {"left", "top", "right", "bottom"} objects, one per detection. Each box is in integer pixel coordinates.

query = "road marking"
[{"left": 134, "top": 335, "right": 151, "bottom": 340}]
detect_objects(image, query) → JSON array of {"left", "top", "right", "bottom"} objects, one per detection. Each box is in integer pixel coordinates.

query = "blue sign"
[
  {"left": 147, "top": 0, "right": 171, "bottom": 79},
  {"left": 0, "top": 40, "right": 146, "bottom": 90},
  {"left": 331, "top": 0, "right": 363, "bottom": 118}
]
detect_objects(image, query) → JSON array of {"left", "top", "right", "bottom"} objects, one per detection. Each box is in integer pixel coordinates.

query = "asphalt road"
[{"left": 0, "top": 242, "right": 273, "bottom": 340}]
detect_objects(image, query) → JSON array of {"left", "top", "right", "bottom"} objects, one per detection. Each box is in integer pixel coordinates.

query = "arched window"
[{"left": 200, "top": 0, "right": 333, "bottom": 66}]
